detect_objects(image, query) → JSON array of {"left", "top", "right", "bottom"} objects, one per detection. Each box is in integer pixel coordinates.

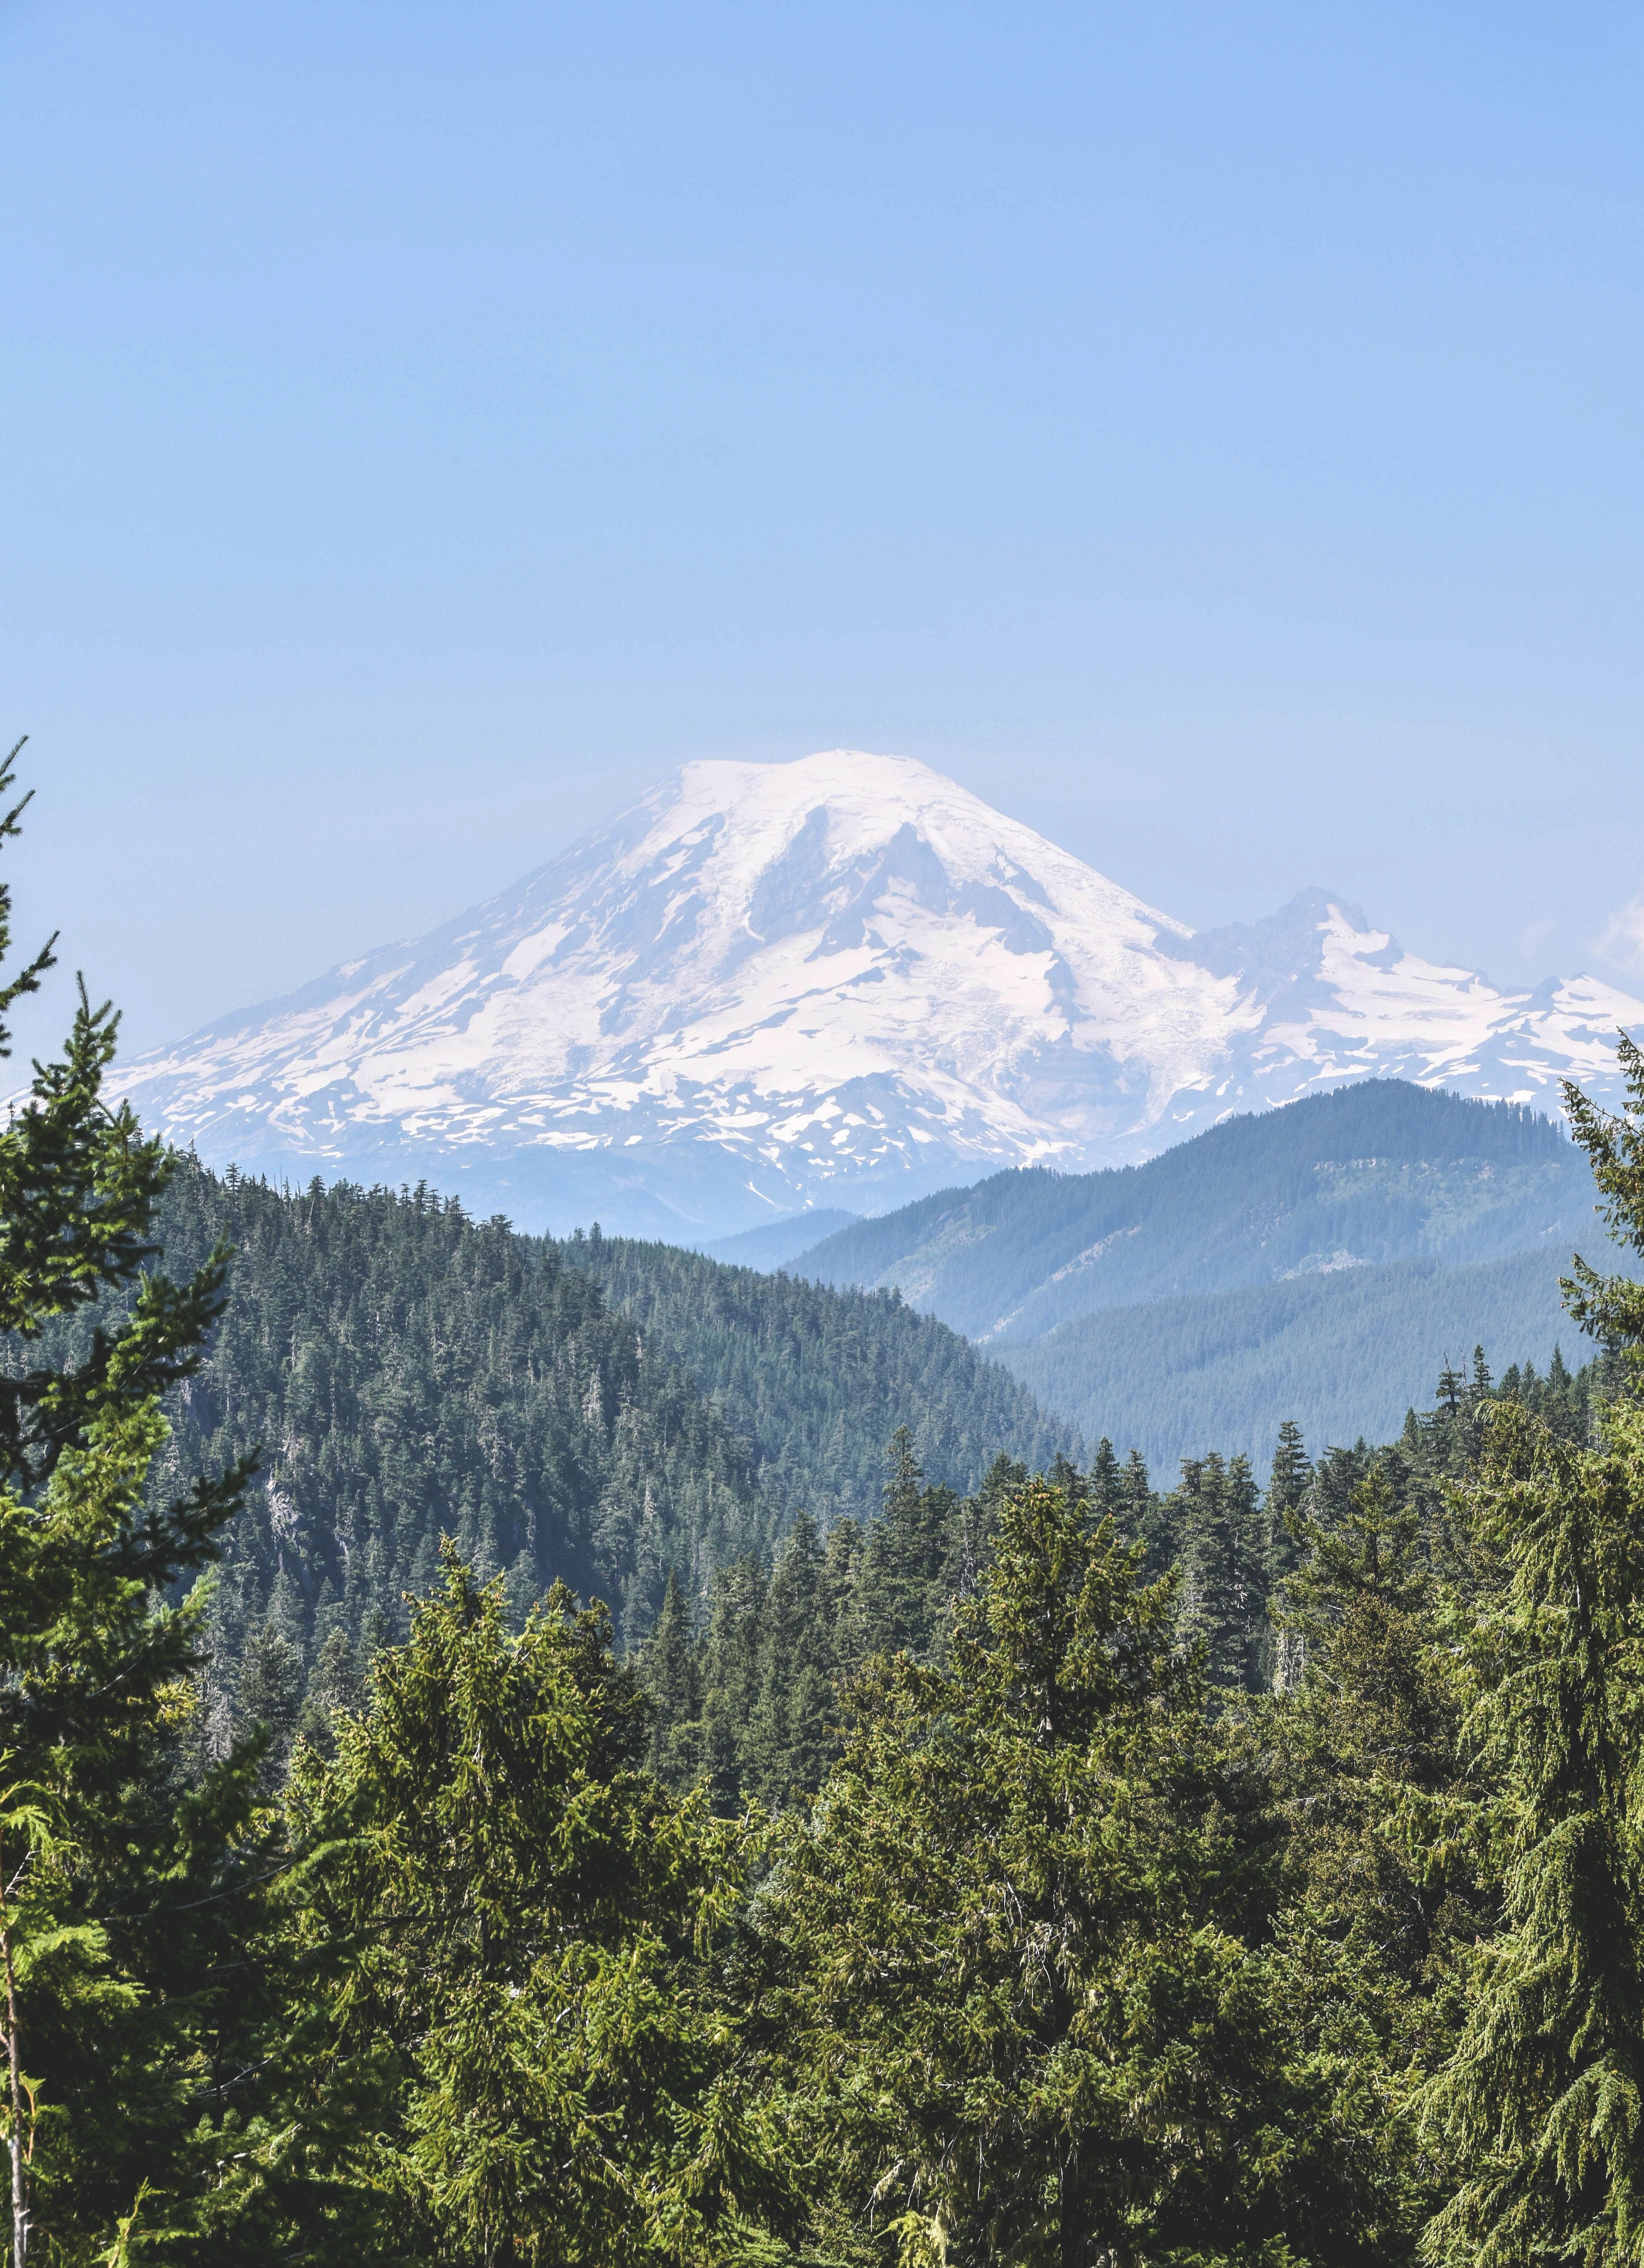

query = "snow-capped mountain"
[{"left": 117, "top": 751, "right": 1644, "bottom": 1237}]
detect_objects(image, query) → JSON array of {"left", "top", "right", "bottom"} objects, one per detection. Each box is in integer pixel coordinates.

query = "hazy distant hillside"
[
  {"left": 998, "top": 1246, "right": 1579, "bottom": 1470},
  {"left": 701, "top": 1207, "right": 858, "bottom": 1270},
  {"left": 797, "top": 1081, "right": 1612, "bottom": 1343}
]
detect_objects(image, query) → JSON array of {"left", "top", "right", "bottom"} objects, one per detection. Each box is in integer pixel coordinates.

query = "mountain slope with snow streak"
[{"left": 117, "top": 751, "right": 1644, "bottom": 1236}]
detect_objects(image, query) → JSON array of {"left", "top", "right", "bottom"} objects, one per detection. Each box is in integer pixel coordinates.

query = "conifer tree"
[
  {"left": 1273, "top": 1459, "right": 1467, "bottom": 1990},
  {"left": 746, "top": 1514, "right": 839, "bottom": 1807},
  {"left": 696, "top": 1555, "right": 768, "bottom": 1813},
  {"left": 1266, "top": 1417, "right": 1312, "bottom": 1574},
  {"left": 862, "top": 1427, "right": 957, "bottom": 1658},
  {"left": 235, "top": 1620, "right": 304, "bottom": 1789},
  {"left": 641, "top": 1565, "right": 701, "bottom": 1783},
  {"left": 1171, "top": 1452, "right": 1265, "bottom": 1693},
  {"left": 1563, "top": 1030, "right": 1644, "bottom": 1359},
  {"left": 1257, "top": 1419, "right": 1313, "bottom": 1685},
  {"left": 1088, "top": 1436, "right": 1123, "bottom": 1520},
  {"left": 1268, "top": 1417, "right": 1312, "bottom": 1515},
  {"left": 1421, "top": 1399, "right": 1644, "bottom": 2264},
  {"left": 0, "top": 744, "right": 260, "bottom": 2262},
  {"left": 277, "top": 1550, "right": 792, "bottom": 2264},
  {"left": 764, "top": 1469, "right": 1371, "bottom": 2265},
  {"left": 1118, "top": 1443, "right": 1167, "bottom": 1573},
  {"left": 293, "top": 1621, "right": 361, "bottom": 1756}
]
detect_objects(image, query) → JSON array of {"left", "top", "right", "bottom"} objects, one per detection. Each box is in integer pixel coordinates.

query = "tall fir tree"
[
  {"left": 0, "top": 743, "right": 263, "bottom": 2263},
  {"left": 1562, "top": 1030, "right": 1644, "bottom": 1361},
  {"left": 1271, "top": 1458, "right": 1472, "bottom": 2006},
  {"left": 760, "top": 1468, "right": 1383, "bottom": 2265},
  {"left": 1420, "top": 1399, "right": 1644, "bottom": 2264},
  {"left": 1417, "top": 1047, "right": 1644, "bottom": 2260},
  {"left": 1266, "top": 1418, "right": 1312, "bottom": 1574},
  {"left": 1169, "top": 1451, "right": 1266, "bottom": 1694},
  {"left": 862, "top": 1427, "right": 958, "bottom": 1660}
]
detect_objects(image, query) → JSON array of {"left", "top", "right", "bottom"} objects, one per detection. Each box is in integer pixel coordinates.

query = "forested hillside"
[
  {"left": 798, "top": 1078, "right": 1609, "bottom": 1339},
  {"left": 54, "top": 1164, "right": 774, "bottom": 1677},
  {"left": 16, "top": 1161, "right": 1072, "bottom": 1780},
  {"left": 568, "top": 1228, "right": 1075, "bottom": 1528},
  {"left": 999, "top": 1244, "right": 1579, "bottom": 1467}
]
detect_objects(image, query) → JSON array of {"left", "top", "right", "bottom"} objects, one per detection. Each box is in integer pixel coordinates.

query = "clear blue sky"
[{"left": 5, "top": 0, "right": 1644, "bottom": 1060}]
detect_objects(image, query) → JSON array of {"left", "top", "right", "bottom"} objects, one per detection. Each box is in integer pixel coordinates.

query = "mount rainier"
[{"left": 118, "top": 750, "right": 1644, "bottom": 1238}]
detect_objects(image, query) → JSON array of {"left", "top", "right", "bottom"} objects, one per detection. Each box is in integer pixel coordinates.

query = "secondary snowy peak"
[
  {"left": 118, "top": 751, "right": 1644, "bottom": 1236},
  {"left": 1185, "top": 890, "right": 1642, "bottom": 1104}
]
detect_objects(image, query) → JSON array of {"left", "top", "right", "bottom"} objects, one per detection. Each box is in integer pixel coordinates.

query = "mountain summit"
[{"left": 120, "top": 750, "right": 1644, "bottom": 1235}]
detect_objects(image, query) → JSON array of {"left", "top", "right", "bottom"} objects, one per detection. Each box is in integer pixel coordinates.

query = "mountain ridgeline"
[
  {"left": 790, "top": 1079, "right": 1617, "bottom": 1465},
  {"left": 701, "top": 1206, "right": 859, "bottom": 1270},
  {"left": 797, "top": 1079, "right": 1609, "bottom": 1339}
]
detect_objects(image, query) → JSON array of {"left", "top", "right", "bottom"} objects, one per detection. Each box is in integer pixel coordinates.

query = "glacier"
[{"left": 115, "top": 749, "right": 1644, "bottom": 1238}]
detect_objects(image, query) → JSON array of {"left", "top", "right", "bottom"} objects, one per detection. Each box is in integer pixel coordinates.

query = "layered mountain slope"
[
  {"left": 997, "top": 1250, "right": 1581, "bottom": 1472},
  {"left": 701, "top": 1208, "right": 859, "bottom": 1270},
  {"left": 118, "top": 751, "right": 1644, "bottom": 1237},
  {"left": 795, "top": 1081, "right": 1617, "bottom": 1343}
]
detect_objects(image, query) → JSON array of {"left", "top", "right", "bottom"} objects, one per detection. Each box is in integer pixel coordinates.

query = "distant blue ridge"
[
  {"left": 997, "top": 1249, "right": 1581, "bottom": 1474},
  {"left": 789, "top": 1079, "right": 1622, "bottom": 1469}
]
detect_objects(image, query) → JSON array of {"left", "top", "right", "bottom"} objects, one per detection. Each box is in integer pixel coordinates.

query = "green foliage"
[
  {"left": 1168, "top": 1450, "right": 1266, "bottom": 1693},
  {"left": 756, "top": 1471, "right": 1402, "bottom": 2266},
  {"left": 1420, "top": 1400, "right": 1644, "bottom": 2266},
  {"left": 640, "top": 1438, "right": 1023, "bottom": 1812},
  {"left": 645, "top": 1518, "right": 862, "bottom": 1813},
  {"left": 639, "top": 1337, "right": 1631, "bottom": 1821},
  {"left": 0, "top": 747, "right": 266, "bottom": 2265},
  {"left": 1563, "top": 1031, "right": 1644, "bottom": 1363},
  {"left": 255, "top": 1552, "right": 793, "bottom": 2265},
  {"left": 1264, "top": 1457, "right": 1481, "bottom": 2083}
]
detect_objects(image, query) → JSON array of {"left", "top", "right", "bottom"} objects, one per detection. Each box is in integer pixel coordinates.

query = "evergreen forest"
[
  {"left": 12, "top": 747, "right": 1644, "bottom": 2267},
  {"left": 13, "top": 1156, "right": 1072, "bottom": 1786}
]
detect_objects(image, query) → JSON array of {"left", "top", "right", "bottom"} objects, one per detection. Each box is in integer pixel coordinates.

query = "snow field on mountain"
[{"left": 116, "top": 750, "right": 1644, "bottom": 1235}]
